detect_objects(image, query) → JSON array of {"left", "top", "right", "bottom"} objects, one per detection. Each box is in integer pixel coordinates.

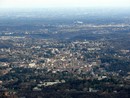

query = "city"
[{"left": 0, "top": 1, "right": 130, "bottom": 98}]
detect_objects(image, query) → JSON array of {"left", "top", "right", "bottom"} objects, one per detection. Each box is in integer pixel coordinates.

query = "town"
[{"left": 0, "top": 21, "right": 130, "bottom": 97}]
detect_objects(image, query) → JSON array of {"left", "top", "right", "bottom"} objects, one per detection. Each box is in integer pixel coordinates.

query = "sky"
[{"left": 0, "top": 0, "right": 130, "bottom": 9}]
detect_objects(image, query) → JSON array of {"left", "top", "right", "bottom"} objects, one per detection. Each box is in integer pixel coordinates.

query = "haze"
[{"left": 0, "top": 0, "right": 130, "bottom": 9}]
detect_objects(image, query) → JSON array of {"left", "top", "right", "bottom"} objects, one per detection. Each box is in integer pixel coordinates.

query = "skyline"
[{"left": 0, "top": 0, "right": 130, "bottom": 9}]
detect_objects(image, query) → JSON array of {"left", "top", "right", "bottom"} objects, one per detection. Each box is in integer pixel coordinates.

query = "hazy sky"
[{"left": 0, "top": 0, "right": 130, "bottom": 9}]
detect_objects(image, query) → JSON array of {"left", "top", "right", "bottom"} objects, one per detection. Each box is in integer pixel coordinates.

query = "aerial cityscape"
[{"left": 0, "top": 0, "right": 130, "bottom": 98}]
